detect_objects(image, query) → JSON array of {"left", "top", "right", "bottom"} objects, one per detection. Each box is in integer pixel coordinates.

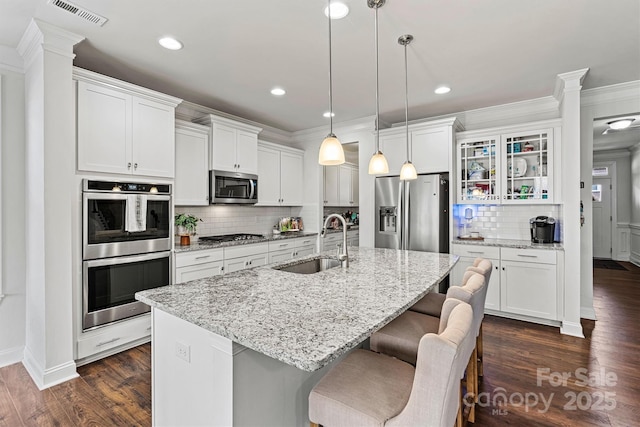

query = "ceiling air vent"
[{"left": 47, "top": 0, "right": 108, "bottom": 26}]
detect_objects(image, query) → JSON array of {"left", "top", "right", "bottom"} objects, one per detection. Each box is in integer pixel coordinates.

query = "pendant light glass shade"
[
  {"left": 319, "top": 133, "right": 345, "bottom": 165},
  {"left": 399, "top": 34, "right": 416, "bottom": 181},
  {"left": 367, "top": 0, "right": 389, "bottom": 174},
  {"left": 318, "top": 0, "right": 345, "bottom": 166},
  {"left": 368, "top": 150, "right": 389, "bottom": 174},
  {"left": 400, "top": 161, "right": 418, "bottom": 180}
]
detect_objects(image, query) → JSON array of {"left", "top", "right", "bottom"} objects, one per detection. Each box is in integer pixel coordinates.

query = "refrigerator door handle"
[{"left": 404, "top": 181, "right": 410, "bottom": 250}]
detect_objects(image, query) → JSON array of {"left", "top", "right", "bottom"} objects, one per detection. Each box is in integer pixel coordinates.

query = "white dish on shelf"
[{"left": 507, "top": 158, "right": 527, "bottom": 177}]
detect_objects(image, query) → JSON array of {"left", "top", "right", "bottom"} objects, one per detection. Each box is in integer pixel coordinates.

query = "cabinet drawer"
[
  {"left": 224, "top": 242, "right": 269, "bottom": 259},
  {"left": 294, "top": 236, "right": 316, "bottom": 248},
  {"left": 175, "top": 261, "right": 224, "bottom": 283},
  {"left": 175, "top": 248, "right": 223, "bottom": 268},
  {"left": 269, "top": 240, "right": 295, "bottom": 252},
  {"left": 269, "top": 248, "right": 294, "bottom": 264},
  {"left": 77, "top": 314, "right": 151, "bottom": 359},
  {"left": 501, "top": 248, "right": 556, "bottom": 265},
  {"left": 452, "top": 245, "right": 500, "bottom": 259}
]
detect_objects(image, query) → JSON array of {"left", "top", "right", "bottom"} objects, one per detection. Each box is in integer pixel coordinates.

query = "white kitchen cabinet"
[
  {"left": 379, "top": 117, "right": 461, "bottom": 176},
  {"left": 456, "top": 120, "right": 560, "bottom": 204},
  {"left": 347, "top": 230, "right": 360, "bottom": 247},
  {"left": 223, "top": 243, "right": 269, "bottom": 274},
  {"left": 268, "top": 237, "right": 317, "bottom": 264},
  {"left": 500, "top": 248, "right": 558, "bottom": 320},
  {"left": 451, "top": 245, "right": 500, "bottom": 311},
  {"left": 257, "top": 142, "right": 304, "bottom": 206},
  {"left": 194, "top": 114, "right": 262, "bottom": 175},
  {"left": 323, "top": 166, "right": 340, "bottom": 206},
  {"left": 76, "top": 313, "right": 151, "bottom": 362},
  {"left": 75, "top": 69, "right": 181, "bottom": 178},
  {"left": 175, "top": 120, "right": 210, "bottom": 206},
  {"left": 325, "top": 163, "right": 358, "bottom": 207},
  {"left": 321, "top": 233, "right": 342, "bottom": 252},
  {"left": 174, "top": 248, "right": 224, "bottom": 284}
]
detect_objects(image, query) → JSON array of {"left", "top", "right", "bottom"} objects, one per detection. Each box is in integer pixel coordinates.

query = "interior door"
[{"left": 592, "top": 178, "right": 612, "bottom": 259}]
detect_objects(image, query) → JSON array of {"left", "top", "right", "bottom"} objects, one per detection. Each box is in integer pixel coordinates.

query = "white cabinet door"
[
  {"left": 295, "top": 245, "right": 315, "bottom": 257},
  {"left": 77, "top": 81, "right": 132, "bottom": 175},
  {"left": 224, "top": 257, "right": 249, "bottom": 274},
  {"left": 211, "top": 123, "right": 237, "bottom": 172},
  {"left": 379, "top": 134, "right": 407, "bottom": 176},
  {"left": 257, "top": 145, "right": 281, "bottom": 205},
  {"left": 269, "top": 249, "right": 294, "bottom": 264},
  {"left": 351, "top": 167, "right": 359, "bottom": 207},
  {"left": 280, "top": 151, "right": 303, "bottom": 206},
  {"left": 132, "top": 98, "right": 175, "bottom": 178},
  {"left": 412, "top": 127, "right": 450, "bottom": 174},
  {"left": 500, "top": 260, "right": 557, "bottom": 320},
  {"left": 324, "top": 166, "right": 339, "bottom": 206},
  {"left": 246, "top": 253, "right": 268, "bottom": 268},
  {"left": 236, "top": 130, "right": 258, "bottom": 174},
  {"left": 175, "top": 123, "right": 210, "bottom": 206},
  {"left": 339, "top": 165, "right": 352, "bottom": 206}
]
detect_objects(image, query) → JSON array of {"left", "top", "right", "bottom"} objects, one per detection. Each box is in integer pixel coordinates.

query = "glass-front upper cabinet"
[
  {"left": 501, "top": 129, "right": 553, "bottom": 203},
  {"left": 457, "top": 136, "right": 500, "bottom": 204}
]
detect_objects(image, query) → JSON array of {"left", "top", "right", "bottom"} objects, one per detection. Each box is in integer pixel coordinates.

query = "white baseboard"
[
  {"left": 561, "top": 321, "right": 585, "bottom": 338},
  {"left": 23, "top": 346, "right": 78, "bottom": 390},
  {"left": 0, "top": 345, "right": 24, "bottom": 368},
  {"left": 580, "top": 306, "right": 597, "bottom": 321}
]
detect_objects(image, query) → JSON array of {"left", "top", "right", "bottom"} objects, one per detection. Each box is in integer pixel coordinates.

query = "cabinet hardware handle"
[
  {"left": 517, "top": 254, "right": 538, "bottom": 258},
  {"left": 279, "top": 244, "right": 287, "bottom": 247},
  {"left": 221, "top": 266, "right": 224, "bottom": 271},
  {"left": 467, "top": 251, "right": 485, "bottom": 254},
  {"left": 97, "top": 337, "right": 120, "bottom": 347},
  {"left": 134, "top": 163, "right": 138, "bottom": 169},
  {"left": 146, "top": 326, "right": 152, "bottom": 331},
  {"left": 195, "top": 255, "right": 211, "bottom": 260},
  {"left": 249, "top": 260, "right": 252, "bottom": 265},
  {"left": 127, "top": 162, "right": 132, "bottom": 169}
]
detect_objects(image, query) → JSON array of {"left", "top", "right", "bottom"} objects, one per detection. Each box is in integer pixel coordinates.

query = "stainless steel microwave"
[{"left": 209, "top": 170, "right": 258, "bottom": 204}]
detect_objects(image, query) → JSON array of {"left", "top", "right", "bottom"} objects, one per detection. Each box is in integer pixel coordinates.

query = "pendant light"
[
  {"left": 367, "top": 0, "right": 389, "bottom": 175},
  {"left": 318, "top": 0, "right": 345, "bottom": 166},
  {"left": 398, "top": 34, "right": 417, "bottom": 181}
]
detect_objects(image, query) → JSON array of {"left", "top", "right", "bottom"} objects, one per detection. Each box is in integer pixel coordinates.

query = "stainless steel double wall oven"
[{"left": 82, "top": 180, "right": 172, "bottom": 330}]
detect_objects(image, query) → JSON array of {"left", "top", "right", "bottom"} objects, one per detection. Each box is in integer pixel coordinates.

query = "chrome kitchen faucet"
[{"left": 321, "top": 214, "right": 349, "bottom": 268}]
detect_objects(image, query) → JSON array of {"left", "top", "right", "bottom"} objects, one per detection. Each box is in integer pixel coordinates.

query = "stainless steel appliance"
[
  {"left": 82, "top": 179, "right": 172, "bottom": 330},
  {"left": 530, "top": 216, "right": 556, "bottom": 243},
  {"left": 83, "top": 251, "right": 171, "bottom": 330},
  {"left": 83, "top": 180, "right": 171, "bottom": 259},
  {"left": 375, "top": 174, "right": 449, "bottom": 253},
  {"left": 210, "top": 170, "right": 258, "bottom": 204}
]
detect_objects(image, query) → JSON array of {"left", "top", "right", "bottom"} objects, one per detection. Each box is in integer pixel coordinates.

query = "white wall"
[
  {"left": 0, "top": 67, "right": 27, "bottom": 367},
  {"left": 631, "top": 144, "right": 640, "bottom": 266}
]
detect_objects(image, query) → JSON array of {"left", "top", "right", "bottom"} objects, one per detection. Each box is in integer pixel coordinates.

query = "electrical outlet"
[{"left": 175, "top": 341, "right": 190, "bottom": 363}]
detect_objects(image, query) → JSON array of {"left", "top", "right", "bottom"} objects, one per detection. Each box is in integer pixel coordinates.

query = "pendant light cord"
[
  {"left": 404, "top": 39, "right": 410, "bottom": 161},
  {"left": 374, "top": 5, "right": 380, "bottom": 151},
  {"left": 328, "top": 0, "right": 334, "bottom": 136}
]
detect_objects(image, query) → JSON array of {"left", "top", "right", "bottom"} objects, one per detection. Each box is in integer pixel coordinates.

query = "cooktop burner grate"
[{"left": 199, "top": 233, "right": 264, "bottom": 243}]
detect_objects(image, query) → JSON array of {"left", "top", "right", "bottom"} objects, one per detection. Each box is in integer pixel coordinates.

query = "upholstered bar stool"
[
  {"left": 370, "top": 272, "right": 487, "bottom": 423},
  {"left": 309, "top": 299, "right": 475, "bottom": 427},
  {"left": 411, "top": 258, "right": 493, "bottom": 384}
]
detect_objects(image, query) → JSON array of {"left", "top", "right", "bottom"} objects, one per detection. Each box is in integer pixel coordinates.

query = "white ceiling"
[
  {"left": 1, "top": 0, "right": 639, "bottom": 133},
  {"left": 593, "top": 113, "right": 640, "bottom": 151}
]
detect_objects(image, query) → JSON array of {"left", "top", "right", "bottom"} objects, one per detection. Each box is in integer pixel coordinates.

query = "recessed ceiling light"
[
  {"left": 158, "top": 37, "right": 183, "bottom": 50},
  {"left": 608, "top": 118, "right": 634, "bottom": 130},
  {"left": 324, "top": 2, "right": 349, "bottom": 19},
  {"left": 271, "top": 88, "right": 286, "bottom": 96},
  {"left": 323, "top": 111, "right": 335, "bottom": 118},
  {"left": 434, "top": 86, "right": 451, "bottom": 95}
]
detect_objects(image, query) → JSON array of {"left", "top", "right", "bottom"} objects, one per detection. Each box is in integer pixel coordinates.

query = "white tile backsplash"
[
  {"left": 175, "top": 205, "right": 302, "bottom": 236},
  {"left": 453, "top": 204, "right": 563, "bottom": 241}
]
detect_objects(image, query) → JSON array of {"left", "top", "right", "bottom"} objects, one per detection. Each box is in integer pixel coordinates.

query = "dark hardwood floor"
[{"left": 1, "top": 261, "right": 638, "bottom": 426}]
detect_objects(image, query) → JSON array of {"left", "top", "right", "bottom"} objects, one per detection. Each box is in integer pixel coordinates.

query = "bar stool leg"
[
  {"left": 310, "top": 423, "right": 320, "bottom": 427},
  {"left": 456, "top": 382, "right": 464, "bottom": 427},
  {"left": 477, "top": 324, "right": 484, "bottom": 378},
  {"left": 467, "top": 346, "right": 478, "bottom": 423}
]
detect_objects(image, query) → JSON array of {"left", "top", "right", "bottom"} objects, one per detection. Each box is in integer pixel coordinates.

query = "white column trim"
[{"left": 0, "top": 74, "right": 3, "bottom": 304}]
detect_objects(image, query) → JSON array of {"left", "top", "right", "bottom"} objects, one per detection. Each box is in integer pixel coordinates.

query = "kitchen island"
[{"left": 136, "top": 247, "right": 457, "bottom": 426}]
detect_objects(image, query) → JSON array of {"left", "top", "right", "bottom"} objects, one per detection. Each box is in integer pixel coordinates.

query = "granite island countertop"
[
  {"left": 136, "top": 247, "right": 457, "bottom": 372},
  {"left": 453, "top": 238, "right": 563, "bottom": 250}
]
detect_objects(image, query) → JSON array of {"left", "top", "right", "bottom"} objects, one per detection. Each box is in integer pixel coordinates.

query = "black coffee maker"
[{"left": 530, "top": 216, "right": 556, "bottom": 243}]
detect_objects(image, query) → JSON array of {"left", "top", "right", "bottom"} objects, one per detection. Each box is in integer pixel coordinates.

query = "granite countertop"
[
  {"left": 136, "top": 247, "right": 457, "bottom": 372},
  {"left": 175, "top": 231, "right": 318, "bottom": 253},
  {"left": 453, "top": 238, "right": 563, "bottom": 250}
]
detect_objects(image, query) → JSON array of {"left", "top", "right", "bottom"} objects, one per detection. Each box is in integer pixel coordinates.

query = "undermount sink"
[{"left": 273, "top": 257, "right": 341, "bottom": 274}]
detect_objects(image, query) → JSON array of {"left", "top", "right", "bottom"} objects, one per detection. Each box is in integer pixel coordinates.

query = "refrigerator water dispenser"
[{"left": 379, "top": 206, "right": 397, "bottom": 232}]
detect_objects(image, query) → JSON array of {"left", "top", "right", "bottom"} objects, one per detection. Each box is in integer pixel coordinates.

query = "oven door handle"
[{"left": 83, "top": 250, "right": 172, "bottom": 268}]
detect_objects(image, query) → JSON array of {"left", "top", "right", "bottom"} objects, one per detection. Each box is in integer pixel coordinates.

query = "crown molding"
[
  {"left": 581, "top": 80, "right": 640, "bottom": 108},
  {"left": 17, "top": 19, "right": 84, "bottom": 69},
  {"left": 553, "top": 68, "right": 589, "bottom": 101},
  {"left": 0, "top": 46, "right": 24, "bottom": 73},
  {"left": 292, "top": 115, "right": 376, "bottom": 143}
]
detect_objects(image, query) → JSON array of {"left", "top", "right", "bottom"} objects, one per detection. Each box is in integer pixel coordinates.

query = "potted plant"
[{"left": 175, "top": 213, "right": 202, "bottom": 245}]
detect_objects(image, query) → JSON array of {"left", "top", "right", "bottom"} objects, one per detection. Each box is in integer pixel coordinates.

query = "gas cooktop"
[{"left": 199, "top": 233, "right": 264, "bottom": 243}]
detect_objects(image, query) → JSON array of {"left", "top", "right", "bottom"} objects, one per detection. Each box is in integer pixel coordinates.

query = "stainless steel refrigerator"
[{"left": 375, "top": 174, "right": 449, "bottom": 254}]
